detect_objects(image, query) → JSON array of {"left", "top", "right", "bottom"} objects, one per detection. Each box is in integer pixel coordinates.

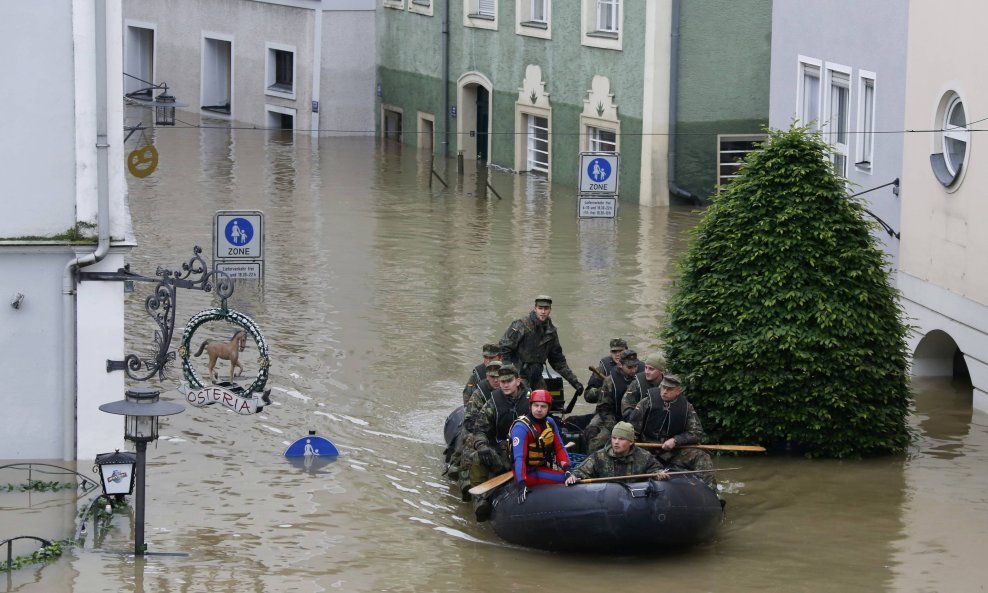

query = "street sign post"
[
  {"left": 578, "top": 152, "right": 620, "bottom": 195},
  {"left": 214, "top": 210, "right": 264, "bottom": 279}
]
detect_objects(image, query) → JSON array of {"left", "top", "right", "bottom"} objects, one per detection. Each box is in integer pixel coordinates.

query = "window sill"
[
  {"left": 587, "top": 30, "right": 619, "bottom": 39},
  {"left": 411, "top": 0, "right": 430, "bottom": 5},
  {"left": 266, "top": 86, "right": 296, "bottom": 101},
  {"left": 468, "top": 12, "right": 495, "bottom": 21},
  {"left": 520, "top": 20, "right": 547, "bottom": 30},
  {"left": 201, "top": 105, "right": 231, "bottom": 115}
]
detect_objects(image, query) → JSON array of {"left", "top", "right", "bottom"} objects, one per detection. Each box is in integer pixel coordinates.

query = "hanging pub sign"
[{"left": 177, "top": 306, "right": 271, "bottom": 414}]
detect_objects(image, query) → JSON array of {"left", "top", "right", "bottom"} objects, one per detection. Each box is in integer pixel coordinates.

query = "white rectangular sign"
[
  {"left": 215, "top": 211, "right": 264, "bottom": 260},
  {"left": 216, "top": 262, "right": 262, "bottom": 280},
  {"left": 579, "top": 152, "right": 620, "bottom": 195},
  {"left": 578, "top": 196, "right": 618, "bottom": 219}
]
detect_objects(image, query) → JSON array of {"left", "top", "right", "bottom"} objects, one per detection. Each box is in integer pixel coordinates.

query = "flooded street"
[{"left": 4, "top": 115, "right": 988, "bottom": 592}]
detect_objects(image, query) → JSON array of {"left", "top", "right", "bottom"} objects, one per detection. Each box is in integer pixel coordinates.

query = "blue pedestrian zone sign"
[
  {"left": 225, "top": 218, "right": 253, "bottom": 247},
  {"left": 214, "top": 210, "right": 264, "bottom": 261},
  {"left": 284, "top": 434, "right": 339, "bottom": 457},
  {"left": 579, "top": 152, "right": 620, "bottom": 195}
]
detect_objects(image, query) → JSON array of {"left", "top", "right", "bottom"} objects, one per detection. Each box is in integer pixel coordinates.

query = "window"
[
  {"left": 464, "top": 0, "right": 498, "bottom": 29},
  {"left": 931, "top": 91, "right": 969, "bottom": 188},
  {"left": 383, "top": 0, "right": 404, "bottom": 9},
  {"left": 856, "top": 72, "right": 876, "bottom": 171},
  {"left": 717, "top": 134, "right": 766, "bottom": 191},
  {"left": 581, "top": 0, "right": 621, "bottom": 50},
  {"left": 266, "top": 44, "right": 295, "bottom": 98},
  {"left": 408, "top": 0, "right": 433, "bottom": 16},
  {"left": 527, "top": 114, "right": 550, "bottom": 173},
  {"left": 798, "top": 58, "right": 821, "bottom": 130},
  {"left": 825, "top": 67, "right": 850, "bottom": 177},
  {"left": 124, "top": 23, "right": 155, "bottom": 98},
  {"left": 588, "top": 126, "right": 616, "bottom": 153},
  {"left": 516, "top": 0, "right": 550, "bottom": 38},
  {"left": 202, "top": 35, "right": 232, "bottom": 115}
]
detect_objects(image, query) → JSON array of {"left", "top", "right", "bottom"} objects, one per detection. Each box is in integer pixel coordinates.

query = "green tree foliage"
[{"left": 661, "top": 125, "right": 911, "bottom": 458}]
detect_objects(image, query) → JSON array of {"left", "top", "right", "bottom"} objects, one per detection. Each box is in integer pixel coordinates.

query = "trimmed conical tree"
[{"left": 661, "top": 124, "right": 911, "bottom": 458}]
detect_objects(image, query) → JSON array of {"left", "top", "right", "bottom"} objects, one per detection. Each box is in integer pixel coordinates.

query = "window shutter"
[{"left": 478, "top": 0, "right": 494, "bottom": 15}]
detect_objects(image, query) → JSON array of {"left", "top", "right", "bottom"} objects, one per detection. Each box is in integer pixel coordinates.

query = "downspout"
[
  {"left": 667, "top": 0, "right": 697, "bottom": 203},
  {"left": 441, "top": 0, "right": 450, "bottom": 157},
  {"left": 63, "top": 0, "right": 112, "bottom": 459}
]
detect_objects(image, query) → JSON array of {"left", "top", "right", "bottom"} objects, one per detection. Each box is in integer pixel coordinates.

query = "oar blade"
[{"left": 468, "top": 471, "right": 513, "bottom": 496}]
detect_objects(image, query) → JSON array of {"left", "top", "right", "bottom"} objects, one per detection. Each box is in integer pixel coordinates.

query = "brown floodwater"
[{"left": 2, "top": 111, "right": 987, "bottom": 593}]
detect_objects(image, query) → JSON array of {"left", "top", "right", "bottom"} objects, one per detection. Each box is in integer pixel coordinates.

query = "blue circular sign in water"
[
  {"left": 225, "top": 218, "right": 254, "bottom": 246},
  {"left": 587, "top": 158, "right": 612, "bottom": 183}
]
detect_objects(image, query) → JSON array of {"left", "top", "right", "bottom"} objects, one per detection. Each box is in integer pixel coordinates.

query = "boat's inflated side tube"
[
  {"left": 488, "top": 477, "right": 722, "bottom": 551},
  {"left": 444, "top": 405, "right": 465, "bottom": 446}
]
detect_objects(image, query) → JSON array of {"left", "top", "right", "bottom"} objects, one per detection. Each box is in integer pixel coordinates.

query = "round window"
[{"left": 932, "top": 91, "right": 969, "bottom": 188}]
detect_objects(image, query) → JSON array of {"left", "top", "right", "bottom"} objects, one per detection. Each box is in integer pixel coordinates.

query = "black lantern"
[
  {"left": 152, "top": 84, "right": 179, "bottom": 126},
  {"left": 99, "top": 387, "right": 183, "bottom": 555},
  {"left": 94, "top": 450, "right": 137, "bottom": 496}
]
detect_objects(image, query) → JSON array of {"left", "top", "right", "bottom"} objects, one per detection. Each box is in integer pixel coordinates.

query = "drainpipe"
[
  {"left": 441, "top": 0, "right": 450, "bottom": 157},
  {"left": 63, "top": 0, "right": 112, "bottom": 460},
  {"left": 668, "top": 0, "right": 697, "bottom": 203}
]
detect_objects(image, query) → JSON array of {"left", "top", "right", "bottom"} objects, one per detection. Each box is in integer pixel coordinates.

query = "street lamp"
[
  {"left": 94, "top": 450, "right": 137, "bottom": 497},
  {"left": 124, "top": 74, "right": 188, "bottom": 126},
  {"left": 99, "top": 387, "right": 183, "bottom": 556}
]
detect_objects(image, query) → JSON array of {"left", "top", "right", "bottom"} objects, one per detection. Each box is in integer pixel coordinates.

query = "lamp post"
[{"left": 99, "top": 387, "right": 183, "bottom": 556}]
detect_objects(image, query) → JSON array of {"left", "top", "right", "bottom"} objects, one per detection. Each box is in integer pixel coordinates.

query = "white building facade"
[
  {"left": 899, "top": 0, "right": 988, "bottom": 412},
  {"left": 0, "top": 0, "right": 134, "bottom": 461},
  {"left": 768, "top": 0, "right": 908, "bottom": 270},
  {"left": 122, "top": 0, "right": 376, "bottom": 135}
]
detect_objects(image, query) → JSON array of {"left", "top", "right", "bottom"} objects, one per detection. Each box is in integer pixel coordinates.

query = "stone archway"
[
  {"left": 456, "top": 72, "right": 493, "bottom": 162},
  {"left": 912, "top": 329, "right": 968, "bottom": 378}
]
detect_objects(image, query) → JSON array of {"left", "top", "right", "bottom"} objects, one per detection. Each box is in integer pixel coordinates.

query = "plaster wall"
[
  {"left": 769, "top": 0, "right": 907, "bottom": 269},
  {"left": 899, "top": 0, "right": 988, "bottom": 411},
  {"left": 319, "top": 9, "right": 377, "bottom": 135},
  {"left": 1, "top": 1, "right": 77, "bottom": 238}
]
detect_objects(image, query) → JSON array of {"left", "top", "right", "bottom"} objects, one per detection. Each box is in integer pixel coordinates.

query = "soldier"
[
  {"left": 583, "top": 338, "right": 628, "bottom": 404},
  {"left": 450, "top": 360, "right": 502, "bottom": 494},
  {"left": 620, "top": 352, "right": 665, "bottom": 422},
  {"left": 499, "top": 295, "right": 583, "bottom": 396},
  {"left": 509, "top": 390, "right": 571, "bottom": 488},
  {"left": 628, "top": 373, "right": 717, "bottom": 490},
  {"left": 463, "top": 343, "right": 501, "bottom": 404},
  {"left": 584, "top": 349, "right": 645, "bottom": 452},
  {"left": 565, "top": 422, "right": 667, "bottom": 484},
  {"left": 465, "top": 364, "right": 531, "bottom": 521}
]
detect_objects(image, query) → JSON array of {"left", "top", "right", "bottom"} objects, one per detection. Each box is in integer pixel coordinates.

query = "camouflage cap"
[
  {"left": 619, "top": 349, "right": 639, "bottom": 365},
  {"left": 534, "top": 295, "right": 553, "bottom": 306},
  {"left": 644, "top": 353, "right": 666, "bottom": 370},
  {"left": 660, "top": 373, "right": 682, "bottom": 388},
  {"left": 609, "top": 338, "right": 628, "bottom": 351},
  {"left": 611, "top": 421, "right": 635, "bottom": 442},
  {"left": 498, "top": 363, "right": 520, "bottom": 378},
  {"left": 482, "top": 343, "right": 500, "bottom": 357},
  {"left": 484, "top": 360, "right": 503, "bottom": 375}
]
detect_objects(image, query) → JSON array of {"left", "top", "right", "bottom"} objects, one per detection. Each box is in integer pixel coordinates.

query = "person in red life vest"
[{"left": 509, "top": 389, "right": 571, "bottom": 487}]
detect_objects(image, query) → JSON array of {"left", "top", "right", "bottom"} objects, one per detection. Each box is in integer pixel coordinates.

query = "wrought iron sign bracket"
[{"left": 78, "top": 246, "right": 233, "bottom": 380}]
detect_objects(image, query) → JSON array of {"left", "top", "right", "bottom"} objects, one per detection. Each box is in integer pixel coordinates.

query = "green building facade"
[{"left": 376, "top": 0, "right": 770, "bottom": 204}]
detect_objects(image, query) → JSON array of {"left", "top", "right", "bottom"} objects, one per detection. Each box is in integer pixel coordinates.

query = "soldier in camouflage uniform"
[
  {"left": 628, "top": 373, "right": 717, "bottom": 490},
  {"left": 498, "top": 295, "right": 583, "bottom": 395},
  {"left": 463, "top": 364, "right": 531, "bottom": 520},
  {"left": 583, "top": 338, "right": 628, "bottom": 404},
  {"left": 565, "top": 422, "right": 667, "bottom": 483},
  {"left": 584, "top": 349, "right": 645, "bottom": 452},
  {"left": 619, "top": 352, "right": 665, "bottom": 422},
  {"left": 462, "top": 343, "right": 501, "bottom": 404},
  {"left": 450, "top": 360, "right": 502, "bottom": 494}
]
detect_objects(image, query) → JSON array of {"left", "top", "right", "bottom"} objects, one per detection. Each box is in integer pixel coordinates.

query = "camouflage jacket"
[
  {"left": 499, "top": 311, "right": 579, "bottom": 387},
  {"left": 462, "top": 363, "right": 486, "bottom": 403},
  {"left": 469, "top": 386, "right": 531, "bottom": 452},
  {"left": 628, "top": 393, "right": 705, "bottom": 446},
  {"left": 570, "top": 444, "right": 664, "bottom": 480},
  {"left": 593, "top": 367, "right": 639, "bottom": 429},
  {"left": 620, "top": 372, "right": 661, "bottom": 422}
]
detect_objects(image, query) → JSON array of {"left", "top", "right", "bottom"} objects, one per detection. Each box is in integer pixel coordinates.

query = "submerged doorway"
[{"left": 456, "top": 72, "right": 493, "bottom": 164}]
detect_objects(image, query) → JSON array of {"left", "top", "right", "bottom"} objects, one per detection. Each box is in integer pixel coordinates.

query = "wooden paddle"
[
  {"left": 468, "top": 442, "right": 576, "bottom": 496},
  {"left": 637, "top": 443, "right": 766, "bottom": 452},
  {"left": 575, "top": 467, "right": 741, "bottom": 484}
]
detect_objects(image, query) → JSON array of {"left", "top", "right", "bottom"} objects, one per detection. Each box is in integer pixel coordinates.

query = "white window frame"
[
  {"left": 464, "top": 0, "right": 498, "bottom": 30},
  {"left": 931, "top": 90, "right": 969, "bottom": 190},
  {"left": 716, "top": 133, "right": 766, "bottom": 191},
  {"left": 265, "top": 42, "right": 296, "bottom": 100},
  {"left": 581, "top": 0, "right": 622, "bottom": 51},
  {"left": 201, "top": 32, "right": 234, "bottom": 117},
  {"left": 409, "top": 0, "right": 433, "bottom": 16},
  {"left": 587, "top": 125, "right": 617, "bottom": 153},
  {"left": 124, "top": 21, "right": 156, "bottom": 98},
  {"left": 824, "top": 63, "right": 851, "bottom": 177},
  {"left": 855, "top": 71, "right": 876, "bottom": 173},
  {"left": 797, "top": 56, "right": 822, "bottom": 131},
  {"left": 526, "top": 113, "right": 550, "bottom": 174},
  {"left": 516, "top": 0, "right": 551, "bottom": 39},
  {"left": 265, "top": 103, "right": 296, "bottom": 134},
  {"left": 383, "top": 0, "right": 404, "bottom": 9}
]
